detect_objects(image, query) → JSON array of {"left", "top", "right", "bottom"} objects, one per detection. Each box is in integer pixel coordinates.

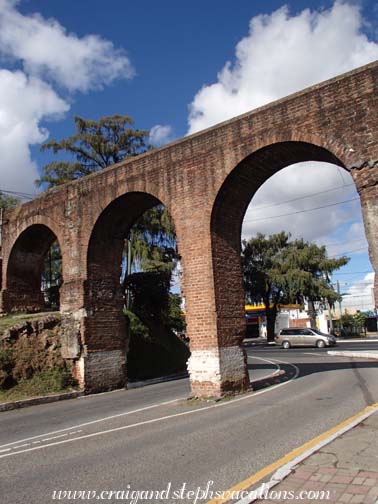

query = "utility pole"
[
  {"left": 327, "top": 299, "right": 334, "bottom": 333},
  {"left": 337, "top": 280, "right": 343, "bottom": 326}
]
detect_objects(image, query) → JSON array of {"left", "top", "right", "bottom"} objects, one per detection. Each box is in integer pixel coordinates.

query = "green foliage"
[
  {"left": 0, "top": 349, "right": 15, "bottom": 389},
  {"left": 126, "top": 327, "right": 189, "bottom": 381},
  {"left": 340, "top": 312, "right": 354, "bottom": 328},
  {"left": 353, "top": 312, "right": 367, "bottom": 328},
  {"left": 41, "top": 240, "right": 63, "bottom": 308},
  {"left": 124, "top": 274, "right": 189, "bottom": 380},
  {"left": 124, "top": 204, "right": 178, "bottom": 277},
  {"left": 0, "top": 369, "right": 77, "bottom": 402},
  {"left": 124, "top": 309, "right": 149, "bottom": 340},
  {"left": 168, "top": 294, "right": 186, "bottom": 333},
  {"left": 125, "top": 270, "right": 171, "bottom": 324},
  {"left": 37, "top": 113, "right": 181, "bottom": 362},
  {"left": 37, "top": 115, "right": 149, "bottom": 187},
  {"left": 0, "top": 317, "right": 75, "bottom": 396},
  {"left": 26, "top": 369, "right": 76, "bottom": 391},
  {"left": 242, "top": 232, "right": 350, "bottom": 340},
  {"left": 242, "top": 232, "right": 291, "bottom": 307},
  {"left": 0, "top": 192, "right": 19, "bottom": 211}
]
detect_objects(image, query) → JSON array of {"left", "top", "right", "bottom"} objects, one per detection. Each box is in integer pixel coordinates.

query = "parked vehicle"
[{"left": 275, "top": 327, "right": 337, "bottom": 349}]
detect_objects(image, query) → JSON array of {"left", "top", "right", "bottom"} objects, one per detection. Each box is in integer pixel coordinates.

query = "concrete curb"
[
  {"left": 249, "top": 370, "right": 286, "bottom": 391},
  {"left": 0, "top": 390, "right": 84, "bottom": 412},
  {"left": 327, "top": 350, "right": 378, "bottom": 360},
  {"left": 235, "top": 403, "right": 378, "bottom": 504}
]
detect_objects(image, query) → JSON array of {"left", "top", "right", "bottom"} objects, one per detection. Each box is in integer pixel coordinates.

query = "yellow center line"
[{"left": 207, "top": 403, "right": 378, "bottom": 504}]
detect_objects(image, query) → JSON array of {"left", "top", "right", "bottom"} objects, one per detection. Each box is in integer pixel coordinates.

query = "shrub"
[{"left": 0, "top": 349, "right": 15, "bottom": 389}]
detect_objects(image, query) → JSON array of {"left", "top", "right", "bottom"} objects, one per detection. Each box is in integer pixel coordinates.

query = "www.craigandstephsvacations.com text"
[{"left": 52, "top": 481, "right": 332, "bottom": 502}]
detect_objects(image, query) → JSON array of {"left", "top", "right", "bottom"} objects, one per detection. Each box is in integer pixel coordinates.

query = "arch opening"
[
  {"left": 5, "top": 224, "right": 63, "bottom": 313},
  {"left": 85, "top": 191, "right": 188, "bottom": 391},
  {"left": 210, "top": 141, "right": 372, "bottom": 348}
]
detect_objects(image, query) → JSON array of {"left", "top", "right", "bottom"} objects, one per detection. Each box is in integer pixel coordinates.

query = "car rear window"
[{"left": 280, "top": 328, "right": 296, "bottom": 335}]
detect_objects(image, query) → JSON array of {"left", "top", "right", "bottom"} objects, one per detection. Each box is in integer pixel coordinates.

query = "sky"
[{"left": 0, "top": 0, "right": 377, "bottom": 310}]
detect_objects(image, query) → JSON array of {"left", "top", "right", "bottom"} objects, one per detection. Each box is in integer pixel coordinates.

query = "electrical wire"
[
  {"left": 329, "top": 246, "right": 368, "bottom": 258},
  {"left": 252, "top": 183, "right": 355, "bottom": 211},
  {"left": 243, "top": 197, "right": 359, "bottom": 223}
]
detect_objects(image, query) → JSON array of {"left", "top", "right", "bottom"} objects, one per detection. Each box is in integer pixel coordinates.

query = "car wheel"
[
  {"left": 282, "top": 340, "right": 291, "bottom": 349},
  {"left": 316, "top": 340, "right": 326, "bottom": 348}
]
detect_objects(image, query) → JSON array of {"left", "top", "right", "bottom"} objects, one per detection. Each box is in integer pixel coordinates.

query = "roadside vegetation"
[
  {"left": 0, "top": 313, "right": 77, "bottom": 403},
  {"left": 242, "top": 232, "right": 349, "bottom": 341}
]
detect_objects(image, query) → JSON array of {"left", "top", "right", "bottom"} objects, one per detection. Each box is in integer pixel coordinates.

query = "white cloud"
[
  {"left": 342, "top": 272, "right": 375, "bottom": 311},
  {"left": 0, "top": 0, "right": 134, "bottom": 194},
  {"left": 0, "top": 70, "right": 69, "bottom": 193},
  {"left": 188, "top": 2, "right": 378, "bottom": 133},
  {"left": 187, "top": 2, "right": 378, "bottom": 259},
  {"left": 241, "top": 162, "right": 359, "bottom": 244},
  {"left": 149, "top": 124, "right": 173, "bottom": 146},
  {"left": 324, "top": 221, "right": 368, "bottom": 258},
  {"left": 0, "top": 0, "right": 133, "bottom": 92}
]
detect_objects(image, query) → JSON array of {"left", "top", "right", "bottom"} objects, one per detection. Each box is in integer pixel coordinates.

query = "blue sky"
[{"left": 0, "top": 0, "right": 377, "bottom": 308}]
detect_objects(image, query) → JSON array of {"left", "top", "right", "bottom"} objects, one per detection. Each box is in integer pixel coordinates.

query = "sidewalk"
[
  {"left": 229, "top": 346, "right": 378, "bottom": 504},
  {"left": 251, "top": 408, "right": 378, "bottom": 503}
]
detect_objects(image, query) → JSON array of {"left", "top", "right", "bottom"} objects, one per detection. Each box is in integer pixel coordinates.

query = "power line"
[
  {"left": 338, "top": 281, "right": 374, "bottom": 286},
  {"left": 0, "top": 188, "right": 35, "bottom": 200},
  {"left": 322, "top": 238, "right": 366, "bottom": 249},
  {"left": 244, "top": 197, "right": 359, "bottom": 223},
  {"left": 342, "top": 294, "right": 374, "bottom": 298},
  {"left": 329, "top": 247, "right": 368, "bottom": 258},
  {"left": 252, "top": 183, "right": 355, "bottom": 211},
  {"left": 332, "top": 271, "right": 373, "bottom": 276}
]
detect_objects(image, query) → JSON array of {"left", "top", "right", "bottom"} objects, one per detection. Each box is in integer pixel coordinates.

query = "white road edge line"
[
  {"left": 0, "top": 358, "right": 299, "bottom": 459},
  {"left": 247, "top": 356, "right": 281, "bottom": 382},
  {"left": 0, "top": 355, "right": 281, "bottom": 450},
  {"left": 0, "top": 397, "right": 183, "bottom": 449}
]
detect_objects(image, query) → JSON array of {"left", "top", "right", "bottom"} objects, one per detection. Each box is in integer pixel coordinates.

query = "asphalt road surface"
[{"left": 1, "top": 342, "right": 378, "bottom": 504}]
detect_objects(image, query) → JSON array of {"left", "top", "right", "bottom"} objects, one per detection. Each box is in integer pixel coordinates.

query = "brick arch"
[
  {"left": 77, "top": 181, "right": 179, "bottom": 279},
  {"left": 222, "top": 129, "right": 353, "bottom": 183},
  {"left": 85, "top": 191, "right": 164, "bottom": 313},
  {"left": 210, "top": 140, "right": 348, "bottom": 350},
  {"left": 5, "top": 214, "right": 66, "bottom": 271},
  {"left": 3, "top": 222, "right": 63, "bottom": 312},
  {"left": 82, "top": 191, "right": 179, "bottom": 392}
]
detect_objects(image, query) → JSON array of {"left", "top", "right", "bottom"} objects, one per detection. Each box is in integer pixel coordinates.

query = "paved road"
[{"left": 1, "top": 343, "right": 378, "bottom": 504}]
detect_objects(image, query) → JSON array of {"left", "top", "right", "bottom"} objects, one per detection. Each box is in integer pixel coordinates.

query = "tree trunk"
[
  {"left": 265, "top": 304, "right": 277, "bottom": 342},
  {"left": 307, "top": 299, "right": 317, "bottom": 327}
]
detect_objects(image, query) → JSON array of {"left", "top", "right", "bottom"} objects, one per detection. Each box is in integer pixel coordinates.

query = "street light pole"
[{"left": 337, "top": 280, "right": 343, "bottom": 319}]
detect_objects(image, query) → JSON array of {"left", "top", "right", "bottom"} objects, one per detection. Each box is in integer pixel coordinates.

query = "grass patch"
[
  {"left": 0, "top": 369, "right": 77, "bottom": 403},
  {"left": 0, "top": 311, "right": 61, "bottom": 333},
  {"left": 125, "top": 310, "right": 190, "bottom": 381}
]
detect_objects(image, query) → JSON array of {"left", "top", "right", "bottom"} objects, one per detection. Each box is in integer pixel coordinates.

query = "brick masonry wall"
[{"left": 1, "top": 61, "right": 378, "bottom": 396}]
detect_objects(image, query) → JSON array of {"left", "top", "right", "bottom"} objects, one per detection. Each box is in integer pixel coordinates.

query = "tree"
[
  {"left": 280, "top": 239, "right": 349, "bottom": 326},
  {"left": 242, "top": 232, "right": 349, "bottom": 341},
  {"left": 36, "top": 115, "right": 149, "bottom": 187},
  {"left": 0, "top": 193, "right": 20, "bottom": 265},
  {"left": 38, "top": 114, "right": 181, "bottom": 346},
  {"left": 242, "top": 232, "right": 291, "bottom": 341},
  {"left": 0, "top": 192, "right": 19, "bottom": 211},
  {"left": 41, "top": 240, "right": 62, "bottom": 309}
]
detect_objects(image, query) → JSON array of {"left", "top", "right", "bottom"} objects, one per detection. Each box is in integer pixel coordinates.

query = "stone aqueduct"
[{"left": 1, "top": 62, "right": 377, "bottom": 397}]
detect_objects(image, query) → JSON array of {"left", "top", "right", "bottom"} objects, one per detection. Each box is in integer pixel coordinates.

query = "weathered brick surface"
[{"left": 1, "top": 61, "right": 378, "bottom": 396}]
